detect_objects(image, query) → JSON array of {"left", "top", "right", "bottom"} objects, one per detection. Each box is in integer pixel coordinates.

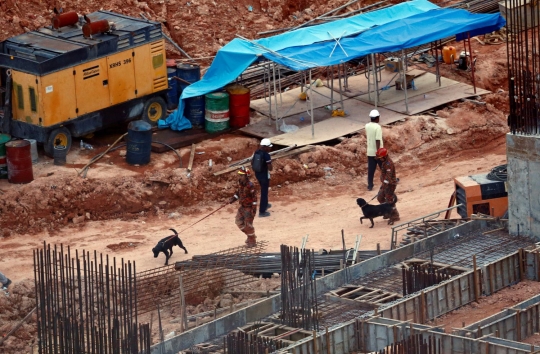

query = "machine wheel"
[
  {"left": 44, "top": 127, "right": 72, "bottom": 157},
  {"left": 142, "top": 96, "right": 166, "bottom": 126}
]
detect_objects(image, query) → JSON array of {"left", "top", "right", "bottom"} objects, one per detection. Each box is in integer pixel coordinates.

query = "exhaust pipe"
[{"left": 52, "top": 11, "right": 79, "bottom": 29}]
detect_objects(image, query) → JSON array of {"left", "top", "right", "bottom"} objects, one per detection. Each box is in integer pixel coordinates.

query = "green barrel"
[
  {"left": 0, "top": 134, "right": 11, "bottom": 179},
  {"left": 205, "top": 92, "right": 230, "bottom": 133}
]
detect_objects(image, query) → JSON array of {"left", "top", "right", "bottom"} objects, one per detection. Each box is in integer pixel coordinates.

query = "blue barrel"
[
  {"left": 176, "top": 64, "right": 201, "bottom": 95},
  {"left": 167, "top": 68, "right": 178, "bottom": 110},
  {"left": 185, "top": 96, "right": 205, "bottom": 128},
  {"left": 126, "top": 120, "right": 152, "bottom": 165}
]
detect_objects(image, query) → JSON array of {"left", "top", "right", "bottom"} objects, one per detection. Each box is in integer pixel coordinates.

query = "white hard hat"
[
  {"left": 260, "top": 138, "right": 273, "bottom": 147},
  {"left": 369, "top": 109, "right": 380, "bottom": 118}
]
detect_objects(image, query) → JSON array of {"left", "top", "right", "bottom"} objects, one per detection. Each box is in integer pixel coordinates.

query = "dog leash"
[
  {"left": 175, "top": 203, "right": 229, "bottom": 234},
  {"left": 367, "top": 192, "right": 380, "bottom": 203}
]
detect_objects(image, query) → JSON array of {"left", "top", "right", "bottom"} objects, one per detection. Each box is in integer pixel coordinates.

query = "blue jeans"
[
  {"left": 256, "top": 177, "right": 270, "bottom": 213},
  {"left": 0, "top": 271, "right": 9, "bottom": 286}
]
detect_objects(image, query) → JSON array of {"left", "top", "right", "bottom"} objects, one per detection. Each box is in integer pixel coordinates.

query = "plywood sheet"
[
  {"left": 270, "top": 117, "right": 366, "bottom": 146},
  {"left": 383, "top": 83, "right": 491, "bottom": 115},
  {"left": 353, "top": 72, "right": 459, "bottom": 106},
  {"left": 239, "top": 107, "right": 333, "bottom": 139},
  {"left": 337, "top": 68, "right": 427, "bottom": 98},
  {"left": 250, "top": 86, "right": 337, "bottom": 118},
  {"left": 240, "top": 98, "right": 408, "bottom": 143}
]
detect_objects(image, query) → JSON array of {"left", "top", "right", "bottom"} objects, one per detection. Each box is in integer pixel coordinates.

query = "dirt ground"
[
  {"left": 429, "top": 280, "right": 540, "bottom": 332},
  {"left": 0, "top": 0, "right": 521, "bottom": 351}
]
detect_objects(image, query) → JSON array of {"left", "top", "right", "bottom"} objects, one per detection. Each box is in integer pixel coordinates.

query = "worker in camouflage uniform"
[
  {"left": 230, "top": 166, "right": 258, "bottom": 247},
  {"left": 375, "top": 148, "right": 400, "bottom": 225}
]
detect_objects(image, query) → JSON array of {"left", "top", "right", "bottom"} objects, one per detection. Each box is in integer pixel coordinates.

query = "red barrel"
[
  {"left": 226, "top": 84, "right": 251, "bottom": 128},
  {"left": 52, "top": 11, "right": 79, "bottom": 29},
  {"left": 6, "top": 140, "right": 33, "bottom": 184},
  {"left": 82, "top": 20, "right": 110, "bottom": 38}
]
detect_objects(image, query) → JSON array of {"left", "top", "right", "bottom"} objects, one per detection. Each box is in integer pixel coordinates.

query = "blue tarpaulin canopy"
[{"left": 159, "top": 0, "right": 505, "bottom": 130}]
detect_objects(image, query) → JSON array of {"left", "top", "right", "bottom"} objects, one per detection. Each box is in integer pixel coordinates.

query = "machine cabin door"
[
  {"left": 74, "top": 59, "right": 110, "bottom": 116},
  {"left": 107, "top": 51, "right": 137, "bottom": 105}
]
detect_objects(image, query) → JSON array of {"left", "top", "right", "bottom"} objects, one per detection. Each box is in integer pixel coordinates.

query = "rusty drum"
[{"left": 6, "top": 140, "right": 33, "bottom": 184}]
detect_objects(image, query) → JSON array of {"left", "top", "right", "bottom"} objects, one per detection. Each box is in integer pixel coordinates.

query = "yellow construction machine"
[
  {"left": 0, "top": 10, "right": 170, "bottom": 155},
  {"left": 451, "top": 165, "right": 508, "bottom": 219}
]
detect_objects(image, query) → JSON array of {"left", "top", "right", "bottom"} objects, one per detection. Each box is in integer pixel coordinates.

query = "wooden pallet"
[{"left": 325, "top": 285, "right": 402, "bottom": 308}]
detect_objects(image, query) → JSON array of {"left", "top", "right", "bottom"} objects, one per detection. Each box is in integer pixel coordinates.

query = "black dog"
[
  {"left": 152, "top": 229, "right": 188, "bottom": 265},
  {"left": 356, "top": 195, "right": 398, "bottom": 228}
]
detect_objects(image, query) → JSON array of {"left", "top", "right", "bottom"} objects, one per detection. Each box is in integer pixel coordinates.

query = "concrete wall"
[
  {"left": 150, "top": 295, "right": 281, "bottom": 354},
  {"left": 506, "top": 133, "right": 540, "bottom": 239}
]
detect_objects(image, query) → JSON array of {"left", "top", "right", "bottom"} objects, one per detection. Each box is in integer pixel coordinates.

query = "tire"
[
  {"left": 44, "top": 127, "right": 72, "bottom": 157},
  {"left": 142, "top": 96, "right": 167, "bottom": 126}
]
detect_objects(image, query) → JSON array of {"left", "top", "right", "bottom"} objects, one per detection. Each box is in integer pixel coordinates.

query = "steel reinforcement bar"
[{"left": 33, "top": 242, "right": 151, "bottom": 354}]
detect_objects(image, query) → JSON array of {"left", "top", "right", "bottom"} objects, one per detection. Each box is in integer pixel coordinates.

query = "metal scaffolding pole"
[
  {"left": 273, "top": 63, "right": 280, "bottom": 131},
  {"left": 266, "top": 62, "right": 272, "bottom": 126},
  {"left": 309, "top": 70, "right": 314, "bottom": 138},
  {"left": 371, "top": 53, "right": 379, "bottom": 108},
  {"left": 402, "top": 49, "right": 410, "bottom": 114},
  {"left": 338, "top": 64, "right": 345, "bottom": 112}
]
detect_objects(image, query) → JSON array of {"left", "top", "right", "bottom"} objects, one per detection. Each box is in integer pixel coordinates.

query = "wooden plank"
[
  {"left": 150, "top": 127, "right": 232, "bottom": 153},
  {"left": 213, "top": 145, "right": 313, "bottom": 176},
  {"left": 187, "top": 144, "right": 196, "bottom": 172}
]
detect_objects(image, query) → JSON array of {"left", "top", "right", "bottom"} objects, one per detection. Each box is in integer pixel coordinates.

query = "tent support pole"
[
  {"left": 330, "top": 66, "right": 335, "bottom": 110},
  {"left": 273, "top": 63, "right": 280, "bottom": 130},
  {"left": 338, "top": 64, "right": 345, "bottom": 112},
  {"left": 467, "top": 32, "right": 477, "bottom": 94},
  {"left": 371, "top": 53, "right": 379, "bottom": 108},
  {"left": 267, "top": 62, "right": 272, "bottom": 126},
  {"left": 310, "top": 70, "right": 314, "bottom": 138},
  {"left": 402, "top": 49, "right": 409, "bottom": 114},
  {"left": 367, "top": 55, "right": 372, "bottom": 102},
  {"left": 433, "top": 41, "right": 441, "bottom": 87}
]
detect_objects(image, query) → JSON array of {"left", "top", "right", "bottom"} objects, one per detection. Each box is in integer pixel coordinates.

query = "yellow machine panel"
[
  {"left": 133, "top": 45, "right": 153, "bottom": 97},
  {"left": 150, "top": 40, "right": 168, "bottom": 92},
  {"left": 74, "top": 59, "right": 110, "bottom": 116},
  {"left": 107, "top": 51, "right": 137, "bottom": 105},
  {"left": 39, "top": 68, "right": 77, "bottom": 127},
  {"left": 11, "top": 71, "right": 41, "bottom": 125}
]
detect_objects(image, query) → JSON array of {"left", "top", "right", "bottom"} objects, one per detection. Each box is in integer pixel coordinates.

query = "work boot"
[
  {"left": 2, "top": 278, "right": 11, "bottom": 290},
  {"left": 266, "top": 203, "right": 272, "bottom": 209},
  {"left": 259, "top": 211, "right": 271, "bottom": 218},
  {"left": 388, "top": 218, "right": 400, "bottom": 226},
  {"left": 245, "top": 235, "right": 257, "bottom": 248}
]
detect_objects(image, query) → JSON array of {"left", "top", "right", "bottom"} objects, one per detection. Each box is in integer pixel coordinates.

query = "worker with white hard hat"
[
  {"left": 365, "top": 109, "right": 384, "bottom": 191},
  {"left": 251, "top": 138, "right": 273, "bottom": 217}
]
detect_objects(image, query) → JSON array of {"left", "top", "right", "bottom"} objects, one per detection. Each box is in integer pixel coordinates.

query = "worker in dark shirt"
[{"left": 253, "top": 138, "right": 273, "bottom": 217}]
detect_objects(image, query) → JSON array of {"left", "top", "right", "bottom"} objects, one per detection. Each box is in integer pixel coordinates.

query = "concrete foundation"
[
  {"left": 506, "top": 133, "right": 540, "bottom": 238},
  {"left": 151, "top": 220, "right": 537, "bottom": 354}
]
